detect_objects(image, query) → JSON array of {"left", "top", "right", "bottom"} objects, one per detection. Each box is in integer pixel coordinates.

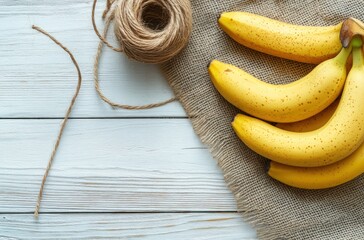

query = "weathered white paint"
[
  {"left": 0, "top": 119, "right": 237, "bottom": 212},
  {"left": 0, "top": 0, "right": 257, "bottom": 238},
  {"left": 0, "top": 0, "right": 185, "bottom": 118},
  {"left": 0, "top": 213, "right": 257, "bottom": 239}
]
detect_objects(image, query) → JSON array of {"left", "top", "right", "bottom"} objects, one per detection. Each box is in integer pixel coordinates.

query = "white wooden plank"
[
  {"left": 0, "top": 0, "right": 185, "bottom": 118},
  {"left": 0, "top": 0, "right": 257, "bottom": 238},
  {"left": 0, "top": 119, "right": 237, "bottom": 212},
  {"left": 0, "top": 213, "right": 257, "bottom": 240}
]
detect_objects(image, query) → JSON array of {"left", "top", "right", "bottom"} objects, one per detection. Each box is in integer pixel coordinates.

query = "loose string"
[
  {"left": 102, "top": 0, "right": 116, "bottom": 19},
  {"left": 92, "top": 0, "right": 123, "bottom": 52},
  {"left": 32, "top": 25, "right": 82, "bottom": 217}
]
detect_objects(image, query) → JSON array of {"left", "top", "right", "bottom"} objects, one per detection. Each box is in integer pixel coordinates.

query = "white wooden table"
[{"left": 0, "top": 1, "right": 257, "bottom": 239}]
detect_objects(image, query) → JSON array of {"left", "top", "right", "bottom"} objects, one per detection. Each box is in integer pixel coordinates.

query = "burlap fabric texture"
[{"left": 161, "top": 0, "right": 364, "bottom": 239}]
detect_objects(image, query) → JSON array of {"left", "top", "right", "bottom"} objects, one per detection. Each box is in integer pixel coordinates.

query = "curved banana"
[
  {"left": 267, "top": 149, "right": 364, "bottom": 189},
  {"left": 218, "top": 12, "right": 342, "bottom": 64},
  {"left": 275, "top": 97, "right": 339, "bottom": 131},
  {"left": 208, "top": 46, "right": 351, "bottom": 123},
  {"left": 269, "top": 97, "right": 363, "bottom": 189},
  {"left": 232, "top": 43, "right": 364, "bottom": 167}
]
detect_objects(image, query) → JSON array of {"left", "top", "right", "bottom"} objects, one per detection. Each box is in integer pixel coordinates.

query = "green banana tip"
[{"left": 351, "top": 35, "right": 363, "bottom": 48}]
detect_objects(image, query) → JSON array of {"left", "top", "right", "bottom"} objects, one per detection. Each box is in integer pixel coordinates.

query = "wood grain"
[
  {"left": 0, "top": 213, "right": 257, "bottom": 239},
  {"left": 0, "top": 0, "right": 185, "bottom": 118},
  {"left": 0, "top": 119, "right": 237, "bottom": 212},
  {"left": 0, "top": 0, "right": 257, "bottom": 238}
]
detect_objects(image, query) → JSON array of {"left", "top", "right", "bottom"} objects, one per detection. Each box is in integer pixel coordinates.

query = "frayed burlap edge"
[{"left": 160, "top": 66, "right": 272, "bottom": 239}]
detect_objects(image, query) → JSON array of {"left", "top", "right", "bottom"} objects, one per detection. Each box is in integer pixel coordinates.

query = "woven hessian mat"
[{"left": 161, "top": 0, "right": 364, "bottom": 239}]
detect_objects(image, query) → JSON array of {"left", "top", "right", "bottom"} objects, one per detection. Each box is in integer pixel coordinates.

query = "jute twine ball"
[{"left": 114, "top": 0, "right": 193, "bottom": 63}]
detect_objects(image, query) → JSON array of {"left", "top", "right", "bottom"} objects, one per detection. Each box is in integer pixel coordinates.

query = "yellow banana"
[
  {"left": 275, "top": 97, "right": 339, "bottom": 131},
  {"left": 268, "top": 96, "right": 364, "bottom": 189},
  {"left": 267, "top": 150, "right": 364, "bottom": 189},
  {"left": 232, "top": 42, "right": 364, "bottom": 167},
  {"left": 218, "top": 11, "right": 342, "bottom": 64},
  {"left": 208, "top": 46, "right": 351, "bottom": 123}
]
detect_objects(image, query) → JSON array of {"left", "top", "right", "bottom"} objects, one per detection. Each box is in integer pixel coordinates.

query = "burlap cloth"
[{"left": 161, "top": 0, "right": 364, "bottom": 239}]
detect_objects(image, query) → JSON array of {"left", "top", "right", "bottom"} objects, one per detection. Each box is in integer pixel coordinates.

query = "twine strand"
[
  {"left": 32, "top": 25, "right": 82, "bottom": 217},
  {"left": 92, "top": 0, "right": 123, "bottom": 52},
  {"left": 102, "top": 0, "right": 115, "bottom": 19}
]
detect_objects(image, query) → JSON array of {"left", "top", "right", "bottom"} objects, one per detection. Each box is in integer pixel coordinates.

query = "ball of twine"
[{"left": 113, "top": 0, "right": 192, "bottom": 64}]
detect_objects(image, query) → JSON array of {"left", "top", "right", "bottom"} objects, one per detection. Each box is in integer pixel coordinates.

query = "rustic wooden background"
[{"left": 0, "top": 0, "right": 257, "bottom": 238}]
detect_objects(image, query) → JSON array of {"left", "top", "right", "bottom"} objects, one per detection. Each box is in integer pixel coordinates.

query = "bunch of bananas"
[{"left": 209, "top": 12, "right": 364, "bottom": 189}]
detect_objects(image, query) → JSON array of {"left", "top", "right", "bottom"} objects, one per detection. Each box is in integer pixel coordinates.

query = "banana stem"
[
  {"left": 340, "top": 18, "right": 364, "bottom": 48},
  {"left": 352, "top": 46, "right": 364, "bottom": 68},
  {"left": 351, "top": 35, "right": 363, "bottom": 48},
  {"left": 334, "top": 45, "right": 352, "bottom": 65},
  {"left": 335, "top": 36, "right": 363, "bottom": 65}
]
